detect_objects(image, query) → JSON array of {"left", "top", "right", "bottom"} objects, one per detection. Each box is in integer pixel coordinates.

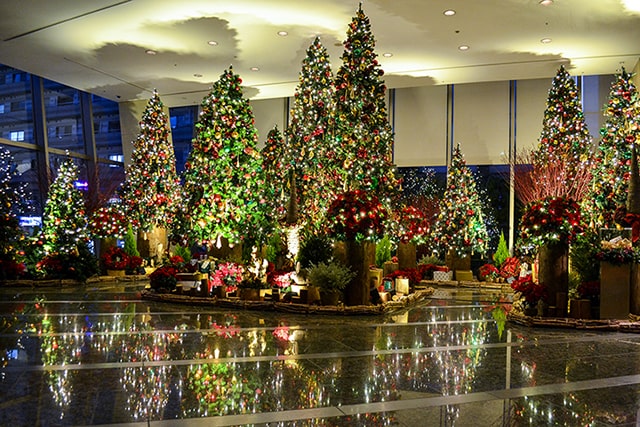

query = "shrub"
[{"left": 307, "top": 261, "right": 355, "bottom": 291}]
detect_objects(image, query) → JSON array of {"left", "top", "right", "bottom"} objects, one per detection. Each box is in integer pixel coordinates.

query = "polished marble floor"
[{"left": 1, "top": 281, "right": 639, "bottom": 426}]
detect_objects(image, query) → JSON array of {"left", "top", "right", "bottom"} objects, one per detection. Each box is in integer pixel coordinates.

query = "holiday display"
[
  {"left": 431, "top": 144, "right": 489, "bottom": 257},
  {"left": 583, "top": 68, "right": 639, "bottom": 228},
  {"left": 397, "top": 205, "right": 430, "bottom": 244},
  {"left": 180, "top": 67, "right": 271, "bottom": 247},
  {"left": 285, "top": 37, "right": 336, "bottom": 233},
  {"left": 332, "top": 5, "right": 401, "bottom": 205},
  {"left": 260, "top": 125, "right": 287, "bottom": 221},
  {"left": 519, "top": 196, "right": 583, "bottom": 247},
  {"left": 119, "top": 90, "right": 181, "bottom": 232}
]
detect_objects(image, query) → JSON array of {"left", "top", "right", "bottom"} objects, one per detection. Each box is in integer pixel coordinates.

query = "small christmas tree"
[
  {"left": 285, "top": 36, "right": 336, "bottom": 232},
  {"left": 431, "top": 145, "right": 489, "bottom": 257},
  {"left": 261, "top": 125, "right": 287, "bottom": 221},
  {"left": 119, "top": 90, "right": 181, "bottom": 233},
  {"left": 332, "top": 5, "right": 401, "bottom": 205},
  {"left": 181, "top": 67, "right": 271, "bottom": 247},
  {"left": 493, "top": 232, "right": 509, "bottom": 268},
  {"left": 583, "top": 68, "right": 639, "bottom": 228}
]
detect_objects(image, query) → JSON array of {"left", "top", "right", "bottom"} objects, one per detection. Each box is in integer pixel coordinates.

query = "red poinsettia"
[
  {"left": 519, "top": 196, "right": 583, "bottom": 246},
  {"left": 511, "top": 274, "right": 547, "bottom": 307},
  {"left": 326, "top": 190, "right": 387, "bottom": 241},
  {"left": 398, "top": 205, "right": 430, "bottom": 244}
]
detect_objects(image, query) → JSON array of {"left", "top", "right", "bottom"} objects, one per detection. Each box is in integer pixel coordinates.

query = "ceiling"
[{"left": 0, "top": 0, "right": 639, "bottom": 107}]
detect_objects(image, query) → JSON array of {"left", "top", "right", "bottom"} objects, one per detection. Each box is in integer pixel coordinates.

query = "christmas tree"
[
  {"left": 181, "top": 67, "right": 270, "bottom": 247},
  {"left": 533, "top": 65, "right": 592, "bottom": 171},
  {"left": 119, "top": 90, "right": 181, "bottom": 233},
  {"left": 0, "top": 147, "right": 30, "bottom": 279},
  {"left": 261, "top": 125, "right": 287, "bottom": 220},
  {"left": 332, "top": 5, "right": 401, "bottom": 204},
  {"left": 583, "top": 68, "right": 639, "bottom": 228},
  {"left": 431, "top": 145, "right": 489, "bottom": 257},
  {"left": 41, "top": 157, "right": 91, "bottom": 255},
  {"left": 285, "top": 36, "right": 336, "bottom": 233}
]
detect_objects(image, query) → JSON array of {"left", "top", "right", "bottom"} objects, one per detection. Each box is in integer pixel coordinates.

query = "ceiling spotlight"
[
  {"left": 145, "top": 49, "right": 157, "bottom": 55},
  {"left": 250, "top": 67, "right": 260, "bottom": 71},
  {"left": 540, "top": 37, "right": 552, "bottom": 43},
  {"left": 443, "top": 9, "right": 456, "bottom": 16},
  {"left": 458, "top": 45, "right": 470, "bottom": 51},
  {"left": 539, "top": 0, "right": 553, "bottom": 5},
  {"left": 207, "top": 40, "right": 218, "bottom": 46},
  {"left": 277, "top": 31, "right": 288, "bottom": 36},
  {"left": 383, "top": 52, "right": 393, "bottom": 57}
]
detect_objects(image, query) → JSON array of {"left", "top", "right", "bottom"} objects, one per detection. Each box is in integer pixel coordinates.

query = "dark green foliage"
[
  {"left": 298, "top": 234, "right": 333, "bottom": 269},
  {"left": 123, "top": 224, "right": 140, "bottom": 257},
  {"left": 569, "top": 228, "right": 600, "bottom": 282}
]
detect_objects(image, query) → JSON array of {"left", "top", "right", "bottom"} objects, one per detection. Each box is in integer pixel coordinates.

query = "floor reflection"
[{"left": 0, "top": 285, "right": 639, "bottom": 426}]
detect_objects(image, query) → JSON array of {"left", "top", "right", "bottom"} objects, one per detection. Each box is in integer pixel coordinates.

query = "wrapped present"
[
  {"left": 455, "top": 270, "right": 473, "bottom": 281},
  {"left": 395, "top": 277, "right": 410, "bottom": 294},
  {"left": 433, "top": 270, "right": 453, "bottom": 281},
  {"left": 369, "top": 268, "right": 384, "bottom": 287}
]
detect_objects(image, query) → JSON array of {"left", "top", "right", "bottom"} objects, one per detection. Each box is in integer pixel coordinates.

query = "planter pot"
[
  {"left": 600, "top": 262, "right": 630, "bottom": 319},
  {"left": 320, "top": 289, "right": 341, "bottom": 306},
  {"left": 239, "top": 288, "right": 260, "bottom": 301},
  {"left": 213, "top": 286, "right": 226, "bottom": 298},
  {"left": 106, "top": 269, "right": 126, "bottom": 277},
  {"left": 398, "top": 242, "right": 417, "bottom": 270},
  {"left": 538, "top": 242, "right": 569, "bottom": 316},
  {"left": 306, "top": 286, "right": 321, "bottom": 304},
  {"left": 334, "top": 240, "right": 375, "bottom": 306}
]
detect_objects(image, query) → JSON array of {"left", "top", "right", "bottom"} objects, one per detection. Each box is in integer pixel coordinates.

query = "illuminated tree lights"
[
  {"left": 325, "top": 190, "right": 387, "bottom": 242},
  {"left": 119, "top": 90, "right": 181, "bottom": 232},
  {"left": 286, "top": 36, "right": 337, "bottom": 233},
  {"left": 261, "top": 125, "right": 287, "bottom": 221},
  {"left": 519, "top": 196, "right": 583, "bottom": 247},
  {"left": 583, "top": 68, "right": 640, "bottom": 228},
  {"left": 180, "top": 67, "right": 271, "bottom": 247},
  {"left": 332, "top": 5, "right": 401, "bottom": 204},
  {"left": 431, "top": 145, "right": 489, "bottom": 256}
]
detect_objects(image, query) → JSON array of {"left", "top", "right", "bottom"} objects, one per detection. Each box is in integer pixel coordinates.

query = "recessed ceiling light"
[
  {"left": 277, "top": 31, "right": 288, "bottom": 36},
  {"left": 193, "top": 73, "right": 203, "bottom": 78},
  {"left": 540, "top": 37, "right": 552, "bottom": 43},
  {"left": 458, "top": 45, "right": 470, "bottom": 51},
  {"left": 250, "top": 67, "right": 260, "bottom": 71},
  {"left": 383, "top": 52, "right": 393, "bottom": 57},
  {"left": 145, "top": 49, "right": 157, "bottom": 55},
  {"left": 443, "top": 9, "right": 456, "bottom": 16},
  {"left": 539, "top": 0, "right": 553, "bottom": 5},
  {"left": 207, "top": 40, "right": 218, "bottom": 46}
]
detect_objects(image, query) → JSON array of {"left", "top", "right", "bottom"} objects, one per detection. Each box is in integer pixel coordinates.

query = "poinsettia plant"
[
  {"left": 209, "top": 261, "right": 244, "bottom": 293},
  {"left": 397, "top": 206, "right": 430, "bottom": 244},
  {"left": 325, "top": 190, "right": 387, "bottom": 242},
  {"left": 478, "top": 263, "right": 499, "bottom": 280},
  {"left": 511, "top": 274, "right": 547, "bottom": 309},
  {"left": 519, "top": 196, "right": 583, "bottom": 247}
]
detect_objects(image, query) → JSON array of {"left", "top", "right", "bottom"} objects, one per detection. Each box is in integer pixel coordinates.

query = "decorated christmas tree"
[
  {"left": 41, "top": 158, "right": 91, "bottom": 254},
  {"left": 119, "top": 90, "right": 181, "bottom": 233},
  {"left": 533, "top": 65, "right": 592, "bottom": 172},
  {"left": 583, "top": 68, "right": 639, "bottom": 228},
  {"left": 0, "top": 147, "right": 30, "bottom": 279},
  {"left": 431, "top": 145, "right": 489, "bottom": 257},
  {"left": 180, "top": 67, "right": 270, "bottom": 248},
  {"left": 285, "top": 37, "right": 336, "bottom": 233},
  {"left": 332, "top": 5, "right": 401, "bottom": 205},
  {"left": 261, "top": 125, "right": 287, "bottom": 220}
]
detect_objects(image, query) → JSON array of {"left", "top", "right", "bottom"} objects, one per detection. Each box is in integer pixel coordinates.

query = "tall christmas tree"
[
  {"left": 181, "top": 67, "right": 270, "bottom": 247},
  {"left": 285, "top": 37, "right": 336, "bottom": 233},
  {"left": 583, "top": 68, "right": 639, "bottom": 228},
  {"left": 431, "top": 145, "right": 489, "bottom": 257},
  {"left": 41, "top": 157, "right": 91, "bottom": 255},
  {"left": 332, "top": 5, "right": 401, "bottom": 204},
  {"left": 119, "top": 90, "right": 181, "bottom": 233},
  {"left": 533, "top": 65, "right": 592, "bottom": 171},
  {"left": 261, "top": 125, "right": 287, "bottom": 221}
]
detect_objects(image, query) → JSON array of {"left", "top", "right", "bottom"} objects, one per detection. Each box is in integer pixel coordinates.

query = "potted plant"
[
  {"left": 102, "top": 246, "right": 129, "bottom": 276},
  {"left": 237, "top": 276, "right": 266, "bottom": 301},
  {"left": 307, "top": 261, "right": 355, "bottom": 306}
]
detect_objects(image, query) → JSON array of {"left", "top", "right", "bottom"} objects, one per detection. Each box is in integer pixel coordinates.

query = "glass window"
[
  {"left": 169, "top": 105, "right": 197, "bottom": 173},
  {"left": 44, "top": 79, "right": 84, "bottom": 154},
  {"left": 0, "top": 65, "right": 35, "bottom": 145},
  {"left": 1, "top": 143, "right": 42, "bottom": 216},
  {"left": 92, "top": 94, "right": 123, "bottom": 162}
]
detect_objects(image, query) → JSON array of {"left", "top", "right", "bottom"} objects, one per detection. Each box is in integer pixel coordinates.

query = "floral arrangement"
[
  {"left": 267, "top": 269, "right": 295, "bottom": 288},
  {"left": 519, "top": 196, "right": 583, "bottom": 246},
  {"left": 596, "top": 238, "right": 637, "bottom": 265},
  {"left": 325, "top": 190, "right": 387, "bottom": 242},
  {"left": 101, "top": 246, "right": 143, "bottom": 272},
  {"left": 511, "top": 274, "right": 547, "bottom": 309},
  {"left": 387, "top": 268, "right": 422, "bottom": 286},
  {"left": 478, "top": 263, "right": 499, "bottom": 280},
  {"left": 398, "top": 206, "right": 430, "bottom": 244},
  {"left": 417, "top": 263, "right": 448, "bottom": 280},
  {"left": 499, "top": 256, "right": 521, "bottom": 279},
  {"left": 209, "top": 261, "right": 244, "bottom": 293},
  {"left": 577, "top": 280, "right": 600, "bottom": 302},
  {"left": 149, "top": 265, "right": 178, "bottom": 291}
]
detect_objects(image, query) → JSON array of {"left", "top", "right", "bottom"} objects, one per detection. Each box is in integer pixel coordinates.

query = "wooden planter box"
[{"left": 600, "top": 262, "right": 630, "bottom": 319}]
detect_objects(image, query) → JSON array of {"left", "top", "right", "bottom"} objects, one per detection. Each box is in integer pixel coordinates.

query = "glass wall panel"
[
  {"left": 92, "top": 94, "right": 123, "bottom": 162},
  {"left": 44, "top": 79, "right": 84, "bottom": 154},
  {"left": 169, "top": 105, "right": 197, "bottom": 174},
  {"left": 2, "top": 143, "right": 42, "bottom": 217},
  {"left": 0, "top": 65, "right": 34, "bottom": 145}
]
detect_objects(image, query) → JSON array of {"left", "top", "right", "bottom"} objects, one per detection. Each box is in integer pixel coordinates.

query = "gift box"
[
  {"left": 369, "top": 268, "right": 384, "bottom": 287},
  {"left": 455, "top": 270, "right": 473, "bottom": 281},
  {"left": 395, "top": 277, "right": 410, "bottom": 294},
  {"left": 433, "top": 270, "right": 453, "bottom": 281}
]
